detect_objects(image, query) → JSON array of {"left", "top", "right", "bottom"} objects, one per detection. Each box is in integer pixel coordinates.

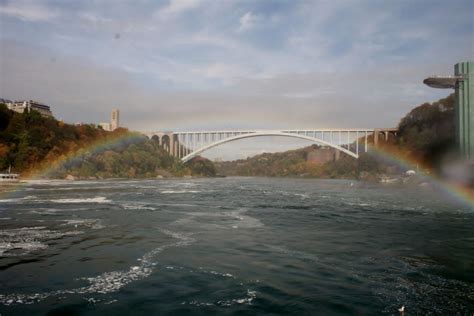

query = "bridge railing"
[{"left": 144, "top": 128, "right": 397, "bottom": 161}]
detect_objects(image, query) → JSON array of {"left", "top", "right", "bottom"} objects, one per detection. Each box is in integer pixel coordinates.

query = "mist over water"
[{"left": 0, "top": 178, "right": 473, "bottom": 315}]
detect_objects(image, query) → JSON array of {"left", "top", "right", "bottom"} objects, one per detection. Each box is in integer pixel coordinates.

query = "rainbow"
[
  {"left": 368, "top": 145, "right": 474, "bottom": 208},
  {"left": 0, "top": 134, "right": 473, "bottom": 209},
  {"left": 31, "top": 131, "right": 146, "bottom": 179},
  {"left": 0, "top": 131, "right": 147, "bottom": 199}
]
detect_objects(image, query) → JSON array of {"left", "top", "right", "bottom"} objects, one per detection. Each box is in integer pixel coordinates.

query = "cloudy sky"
[{"left": 0, "top": 0, "right": 472, "bottom": 159}]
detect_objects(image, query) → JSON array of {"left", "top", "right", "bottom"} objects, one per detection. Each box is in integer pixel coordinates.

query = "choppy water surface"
[{"left": 0, "top": 178, "right": 473, "bottom": 315}]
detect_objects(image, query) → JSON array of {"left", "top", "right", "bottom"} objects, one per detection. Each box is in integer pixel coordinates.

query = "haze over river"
[{"left": 0, "top": 178, "right": 473, "bottom": 315}]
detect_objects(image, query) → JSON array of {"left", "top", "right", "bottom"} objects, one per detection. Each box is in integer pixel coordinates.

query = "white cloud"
[
  {"left": 238, "top": 11, "right": 258, "bottom": 33},
  {"left": 0, "top": 1, "right": 58, "bottom": 22},
  {"left": 78, "top": 12, "right": 112, "bottom": 25},
  {"left": 155, "top": 0, "right": 203, "bottom": 18}
]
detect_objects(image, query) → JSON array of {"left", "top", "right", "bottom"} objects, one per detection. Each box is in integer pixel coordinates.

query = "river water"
[{"left": 0, "top": 178, "right": 472, "bottom": 315}]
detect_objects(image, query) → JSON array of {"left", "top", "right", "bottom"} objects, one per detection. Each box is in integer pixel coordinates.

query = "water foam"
[
  {"left": 161, "top": 190, "right": 202, "bottom": 194},
  {"left": 228, "top": 209, "right": 263, "bottom": 229},
  {"left": 0, "top": 241, "right": 48, "bottom": 256},
  {"left": 181, "top": 289, "right": 257, "bottom": 307},
  {"left": 197, "top": 267, "right": 235, "bottom": 278},
  {"left": 361, "top": 255, "right": 473, "bottom": 314},
  {"left": 0, "top": 196, "right": 38, "bottom": 203},
  {"left": 0, "top": 229, "right": 195, "bottom": 305},
  {"left": 50, "top": 197, "right": 111, "bottom": 204},
  {"left": 172, "top": 208, "right": 263, "bottom": 230},
  {"left": 60, "top": 219, "right": 104, "bottom": 230},
  {"left": 121, "top": 203, "right": 157, "bottom": 211},
  {"left": 0, "top": 227, "right": 82, "bottom": 256}
]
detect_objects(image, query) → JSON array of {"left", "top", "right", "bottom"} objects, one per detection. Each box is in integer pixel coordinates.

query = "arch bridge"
[{"left": 144, "top": 129, "right": 397, "bottom": 163}]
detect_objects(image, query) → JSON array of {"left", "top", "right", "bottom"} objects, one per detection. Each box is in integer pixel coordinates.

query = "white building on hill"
[
  {"left": 99, "top": 109, "right": 120, "bottom": 131},
  {"left": 6, "top": 100, "right": 53, "bottom": 117}
]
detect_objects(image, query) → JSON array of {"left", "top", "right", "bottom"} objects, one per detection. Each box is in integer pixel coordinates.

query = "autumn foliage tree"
[
  {"left": 0, "top": 104, "right": 215, "bottom": 178},
  {"left": 397, "top": 93, "right": 455, "bottom": 167}
]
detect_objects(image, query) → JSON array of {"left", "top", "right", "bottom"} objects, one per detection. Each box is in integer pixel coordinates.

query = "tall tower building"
[
  {"left": 424, "top": 61, "right": 473, "bottom": 160},
  {"left": 111, "top": 109, "right": 120, "bottom": 131},
  {"left": 454, "top": 62, "right": 473, "bottom": 160}
]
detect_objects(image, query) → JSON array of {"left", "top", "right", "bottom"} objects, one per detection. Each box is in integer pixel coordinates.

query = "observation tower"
[{"left": 424, "top": 61, "right": 474, "bottom": 160}]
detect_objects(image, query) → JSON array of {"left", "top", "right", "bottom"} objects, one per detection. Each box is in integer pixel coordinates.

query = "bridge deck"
[{"left": 144, "top": 128, "right": 397, "bottom": 162}]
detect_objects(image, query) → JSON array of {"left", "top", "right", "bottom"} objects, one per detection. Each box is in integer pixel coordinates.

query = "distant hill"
[
  {"left": 214, "top": 144, "right": 380, "bottom": 179},
  {"left": 0, "top": 103, "right": 215, "bottom": 179},
  {"left": 215, "top": 93, "right": 456, "bottom": 178}
]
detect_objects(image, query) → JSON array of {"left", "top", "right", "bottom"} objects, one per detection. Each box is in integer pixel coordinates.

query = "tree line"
[{"left": 0, "top": 104, "right": 215, "bottom": 178}]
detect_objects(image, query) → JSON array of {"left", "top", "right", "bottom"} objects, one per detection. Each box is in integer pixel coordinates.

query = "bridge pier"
[{"left": 374, "top": 129, "right": 397, "bottom": 147}]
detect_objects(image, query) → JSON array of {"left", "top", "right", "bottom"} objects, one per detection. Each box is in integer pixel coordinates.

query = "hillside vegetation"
[
  {"left": 0, "top": 93, "right": 455, "bottom": 180},
  {"left": 216, "top": 93, "right": 456, "bottom": 178},
  {"left": 215, "top": 145, "right": 380, "bottom": 179},
  {"left": 0, "top": 104, "right": 215, "bottom": 178},
  {"left": 396, "top": 93, "right": 455, "bottom": 167}
]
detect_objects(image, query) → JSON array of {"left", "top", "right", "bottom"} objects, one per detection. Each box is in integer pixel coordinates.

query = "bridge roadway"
[{"left": 144, "top": 128, "right": 397, "bottom": 163}]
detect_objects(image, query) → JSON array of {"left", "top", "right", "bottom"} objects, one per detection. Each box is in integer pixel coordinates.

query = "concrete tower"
[
  {"left": 424, "top": 61, "right": 474, "bottom": 160},
  {"left": 111, "top": 109, "right": 120, "bottom": 131},
  {"left": 454, "top": 62, "right": 474, "bottom": 159}
]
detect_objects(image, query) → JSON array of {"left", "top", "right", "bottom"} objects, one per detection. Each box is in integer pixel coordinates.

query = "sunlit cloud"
[
  {"left": 0, "top": 0, "right": 58, "bottom": 22},
  {"left": 154, "top": 0, "right": 204, "bottom": 19},
  {"left": 237, "top": 11, "right": 258, "bottom": 33}
]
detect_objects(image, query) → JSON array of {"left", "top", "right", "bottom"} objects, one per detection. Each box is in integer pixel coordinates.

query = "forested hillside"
[
  {"left": 216, "top": 93, "right": 456, "bottom": 178},
  {"left": 0, "top": 104, "right": 215, "bottom": 178},
  {"left": 396, "top": 93, "right": 455, "bottom": 166},
  {"left": 215, "top": 145, "right": 380, "bottom": 179}
]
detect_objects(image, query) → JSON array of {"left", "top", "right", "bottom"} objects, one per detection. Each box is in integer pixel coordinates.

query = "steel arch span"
[
  {"left": 144, "top": 129, "right": 398, "bottom": 163},
  {"left": 181, "top": 131, "right": 357, "bottom": 162}
]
